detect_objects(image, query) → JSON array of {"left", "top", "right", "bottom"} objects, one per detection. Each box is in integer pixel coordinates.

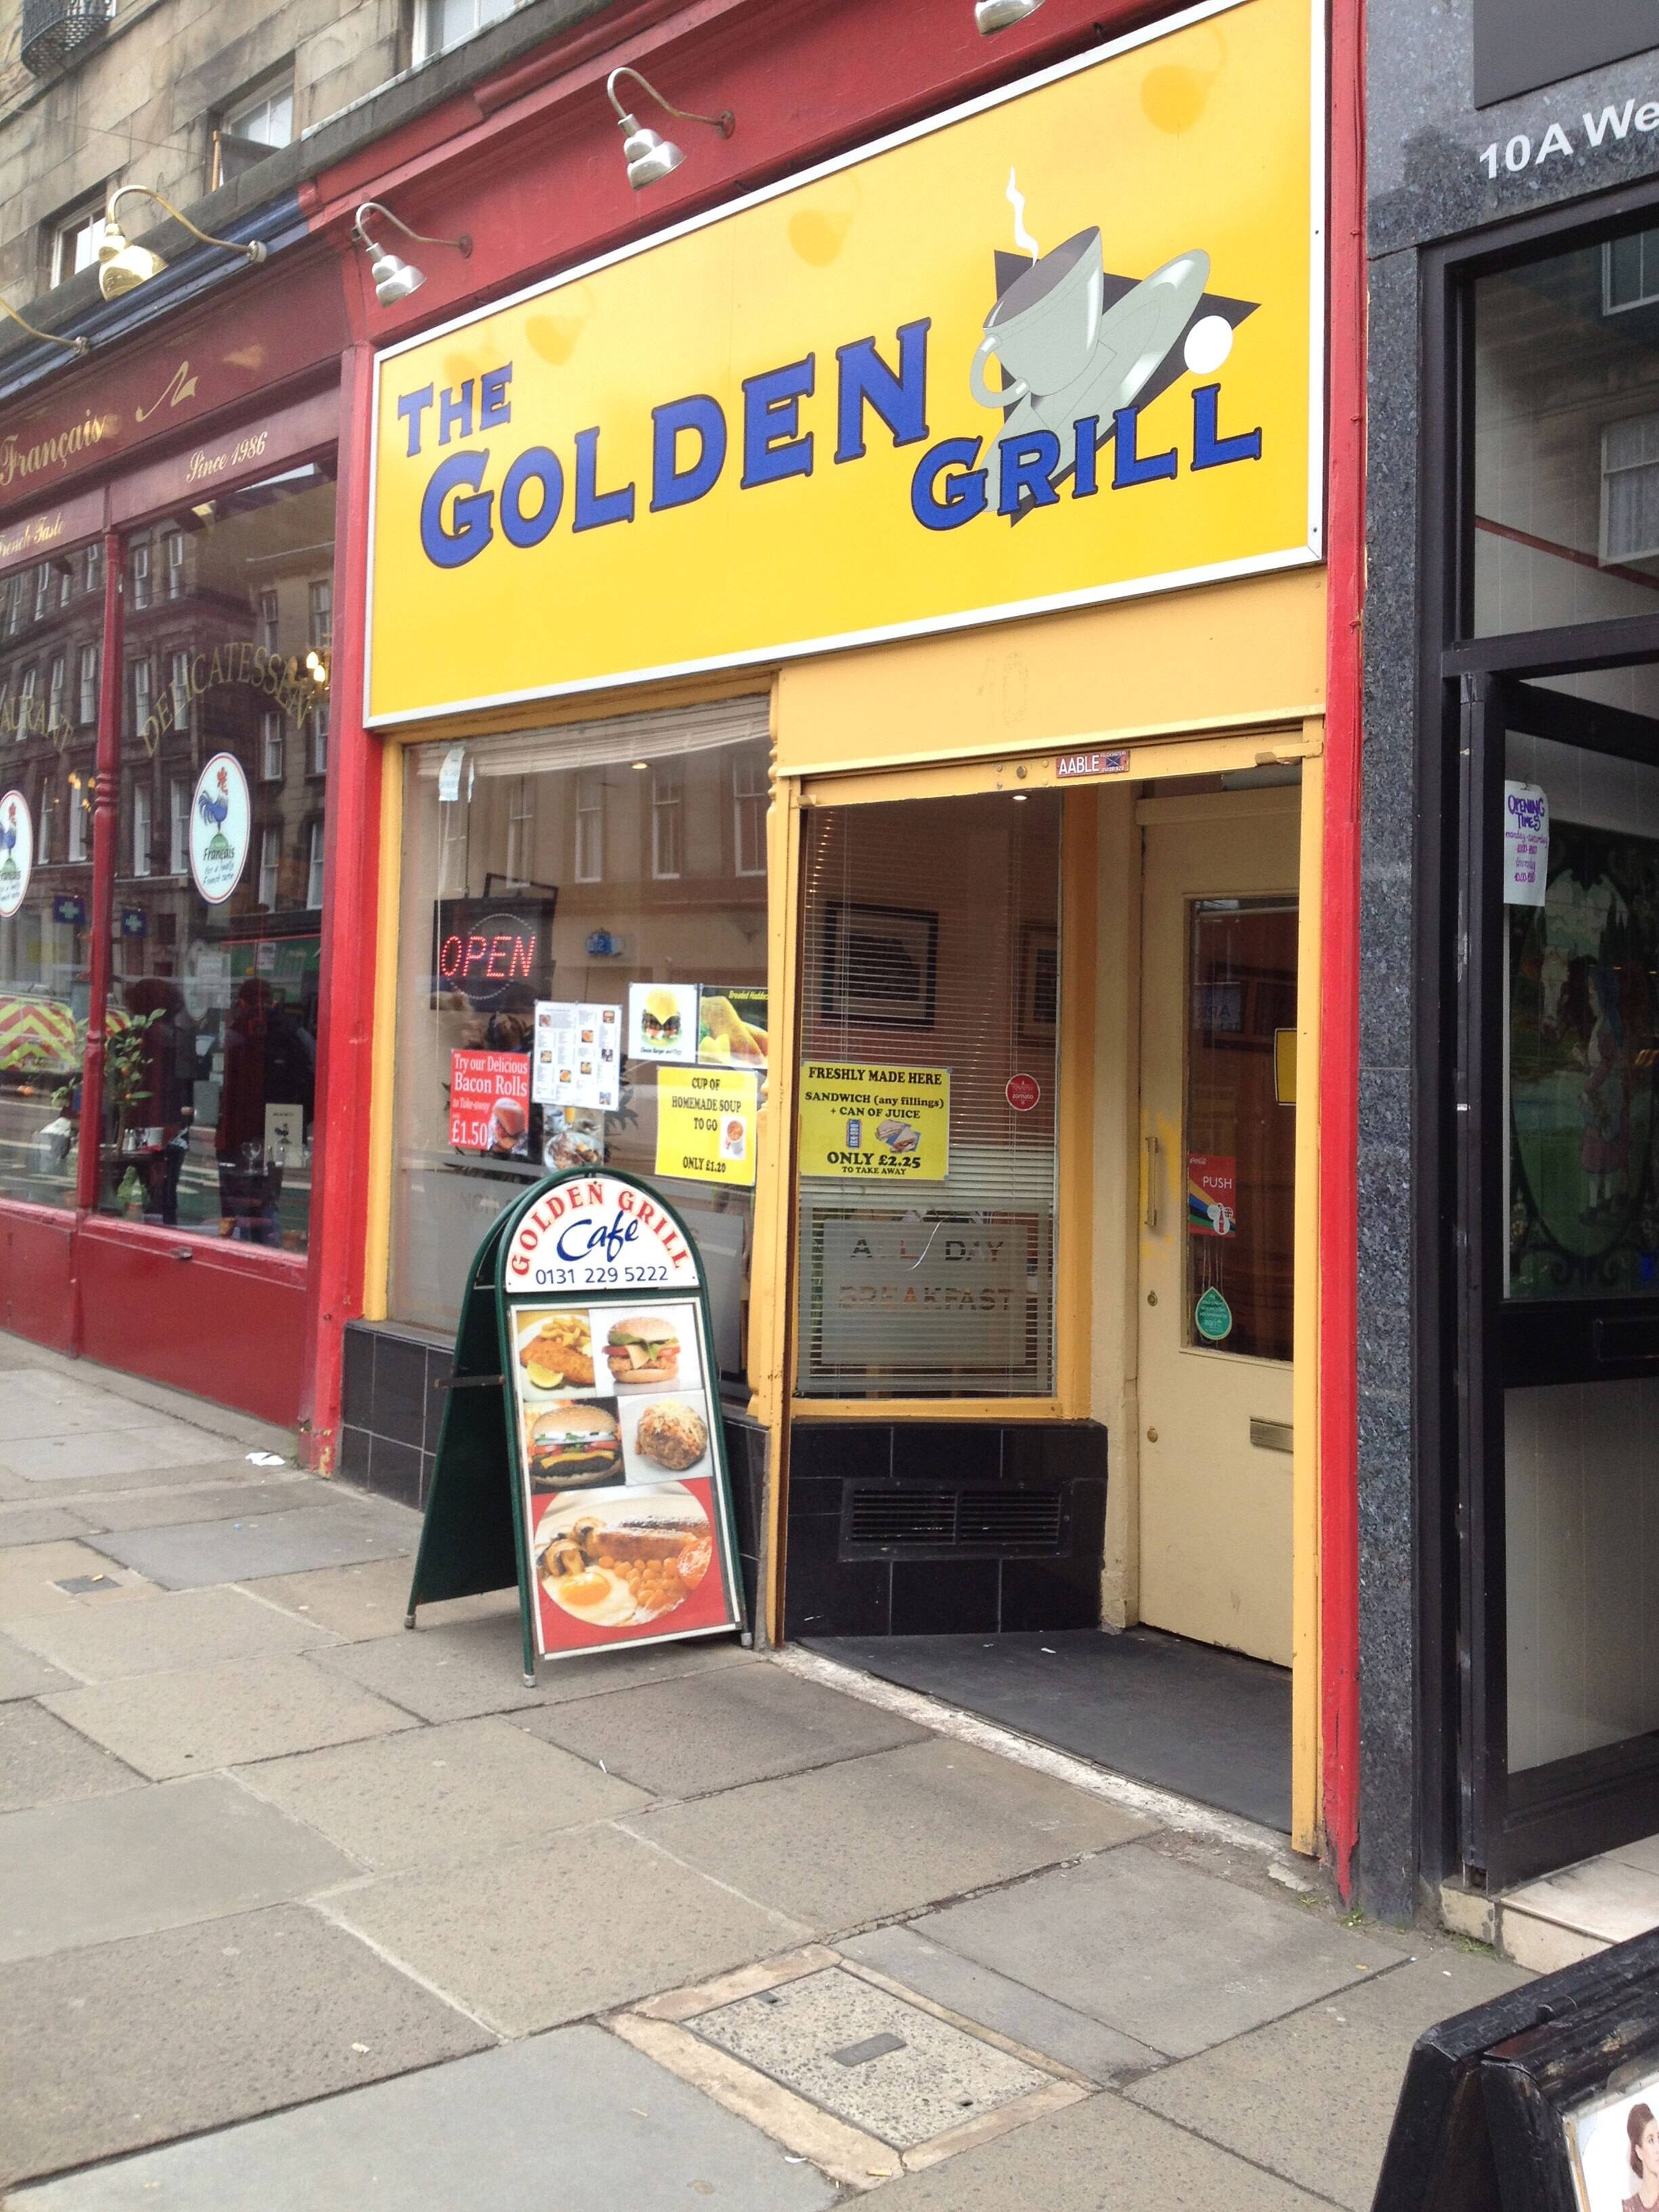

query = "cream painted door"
[{"left": 1136, "top": 789, "right": 1299, "bottom": 1665}]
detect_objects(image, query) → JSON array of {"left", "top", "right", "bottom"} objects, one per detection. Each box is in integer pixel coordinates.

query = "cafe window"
[
  {"left": 98, "top": 459, "right": 335, "bottom": 1246},
  {"left": 0, "top": 536, "right": 102, "bottom": 1210},
  {"left": 386, "top": 697, "right": 769, "bottom": 1382},
  {"left": 795, "top": 790, "right": 1063, "bottom": 1398}
]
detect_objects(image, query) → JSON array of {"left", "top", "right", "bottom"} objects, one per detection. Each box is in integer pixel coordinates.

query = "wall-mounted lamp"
[
  {"left": 352, "top": 202, "right": 472, "bottom": 306},
  {"left": 0, "top": 297, "right": 88, "bottom": 356},
  {"left": 606, "top": 67, "right": 734, "bottom": 190},
  {"left": 975, "top": 0, "right": 1045, "bottom": 31},
  {"left": 98, "top": 186, "right": 266, "bottom": 300}
]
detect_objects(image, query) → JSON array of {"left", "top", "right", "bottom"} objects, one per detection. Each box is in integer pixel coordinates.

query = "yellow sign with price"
[{"left": 655, "top": 1067, "right": 758, "bottom": 1187}]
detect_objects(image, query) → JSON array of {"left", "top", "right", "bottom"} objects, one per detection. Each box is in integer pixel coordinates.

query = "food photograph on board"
[
  {"left": 516, "top": 1309, "right": 596, "bottom": 1391},
  {"left": 524, "top": 1399, "right": 623, "bottom": 1494},
  {"left": 603, "top": 1310, "right": 697, "bottom": 1389},
  {"left": 531, "top": 1483, "right": 724, "bottom": 1643}
]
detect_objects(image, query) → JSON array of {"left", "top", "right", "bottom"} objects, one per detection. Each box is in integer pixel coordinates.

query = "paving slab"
[
  {"left": 630, "top": 1738, "right": 1152, "bottom": 1932},
  {"left": 520, "top": 1658, "right": 928, "bottom": 1800},
  {"left": 0, "top": 1504, "right": 97, "bottom": 1547},
  {"left": 872, "top": 2079, "right": 1335, "bottom": 2211},
  {"left": 41, "top": 1650, "right": 417, "bottom": 1778},
  {"left": 0, "top": 1902, "right": 490, "bottom": 2191},
  {"left": 5, "top": 2022, "right": 838, "bottom": 2212},
  {"left": 0, "top": 1457, "right": 266, "bottom": 1501},
  {"left": 1127, "top": 1948, "right": 1532, "bottom": 2209},
  {"left": 0, "top": 1704, "right": 142, "bottom": 1814},
  {"left": 0, "top": 1631, "right": 74, "bottom": 1702},
  {"left": 0, "top": 1774, "right": 360, "bottom": 1962},
  {"left": 908, "top": 1842, "right": 1407, "bottom": 2060},
  {"left": 83, "top": 1496, "right": 419, "bottom": 1588},
  {"left": 0, "top": 1542, "right": 154, "bottom": 1619},
  {"left": 0, "top": 1421, "right": 240, "bottom": 1483},
  {"left": 329, "top": 1820, "right": 808, "bottom": 2035},
  {"left": 0, "top": 1384, "right": 201, "bottom": 1441},
  {"left": 242, "top": 1714, "right": 651, "bottom": 1870},
  {"left": 836, "top": 1924, "right": 1162, "bottom": 2084},
  {"left": 5, "top": 1584, "right": 341, "bottom": 1681},
  {"left": 83, "top": 1477, "right": 325, "bottom": 1532},
  {"left": 246, "top": 1553, "right": 519, "bottom": 1641}
]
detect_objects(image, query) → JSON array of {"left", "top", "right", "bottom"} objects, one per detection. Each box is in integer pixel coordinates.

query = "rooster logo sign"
[
  {"left": 197, "top": 764, "right": 232, "bottom": 859},
  {"left": 0, "top": 789, "right": 30, "bottom": 919},
  {"left": 188, "top": 754, "right": 249, "bottom": 905}
]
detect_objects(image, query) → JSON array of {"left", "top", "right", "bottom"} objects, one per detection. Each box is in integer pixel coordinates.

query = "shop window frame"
[{"left": 1422, "top": 178, "right": 1659, "bottom": 1898}]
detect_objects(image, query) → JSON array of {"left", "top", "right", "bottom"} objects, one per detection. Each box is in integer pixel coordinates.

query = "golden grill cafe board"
[{"left": 363, "top": 0, "right": 1322, "bottom": 724}]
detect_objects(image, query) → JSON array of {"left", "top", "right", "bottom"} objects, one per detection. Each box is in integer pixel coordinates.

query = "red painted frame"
[{"left": 1320, "top": 0, "right": 1366, "bottom": 1894}]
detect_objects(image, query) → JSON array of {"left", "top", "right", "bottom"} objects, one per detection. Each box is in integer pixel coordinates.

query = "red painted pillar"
[
  {"left": 75, "top": 531, "right": 125, "bottom": 1255},
  {"left": 302, "top": 342, "right": 382, "bottom": 1469},
  {"left": 1320, "top": 0, "right": 1366, "bottom": 1894}
]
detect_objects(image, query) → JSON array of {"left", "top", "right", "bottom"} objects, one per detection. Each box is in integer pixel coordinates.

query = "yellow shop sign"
[
  {"left": 366, "top": 0, "right": 1319, "bottom": 725},
  {"left": 799, "top": 1063, "right": 951, "bottom": 1181}
]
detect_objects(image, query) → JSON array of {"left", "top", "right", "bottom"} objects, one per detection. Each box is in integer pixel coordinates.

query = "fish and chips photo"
[
  {"left": 535, "top": 1487, "right": 714, "bottom": 1628},
  {"left": 518, "top": 1311, "right": 594, "bottom": 1390},
  {"left": 526, "top": 1399, "right": 621, "bottom": 1490},
  {"left": 605, "top": 1313, "right": 681, "bottom": 1387},
  {"left": 634, "top": 1397, "right": 710, "bottom": 1473}
]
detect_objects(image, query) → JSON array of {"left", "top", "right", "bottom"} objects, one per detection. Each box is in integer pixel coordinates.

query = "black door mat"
[{"left": 803, "top": 1625, "right": 1291, "bottom": 1832}]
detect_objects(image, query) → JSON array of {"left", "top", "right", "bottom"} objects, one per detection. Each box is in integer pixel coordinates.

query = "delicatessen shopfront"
[{"left": 340, "top": 0, "right": 1354, "bottom": 1857}]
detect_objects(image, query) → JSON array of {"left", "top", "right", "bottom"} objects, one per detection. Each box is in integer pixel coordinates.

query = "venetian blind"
[
  {"left": 413, "top": 696, "right": 770, "bottom": 779},
  {"left": 794, "top": 789, "right": 1062, "bottom": 1399}
]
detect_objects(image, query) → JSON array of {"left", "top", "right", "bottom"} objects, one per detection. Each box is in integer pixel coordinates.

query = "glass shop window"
[
  {"left": 99, "top": 459, "right": 336, "bottom": 1245},
  {"left": 0, "top": 540, "right": 99, "bottom": 1210},
  {"left": 794, "top": 790, "right": 1063, "bottom": 1399},
  {"left": 387, "top": 699, "right": 771, "bottom": 1385},
  {"left": 1473, "top": 228, "right": 1659, "bottom": 635}
]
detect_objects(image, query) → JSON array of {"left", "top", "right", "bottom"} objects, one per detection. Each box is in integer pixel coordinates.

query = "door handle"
[{"left": 1145, "top": 1133, "right": 1161, "bottom": 1231}]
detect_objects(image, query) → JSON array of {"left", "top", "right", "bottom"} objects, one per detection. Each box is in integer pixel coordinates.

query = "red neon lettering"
[
  {"left": 439, "top": 935, "right": 462, "bottom": 979},
  {"left": 465, "top": 935, "right": 487, "bottom": 972},
  {"left": 508, "top": 934, "right": 533, "bottom": 979},
  {"left": 485, "top": 935, "right": 510, "bottom": 979}
]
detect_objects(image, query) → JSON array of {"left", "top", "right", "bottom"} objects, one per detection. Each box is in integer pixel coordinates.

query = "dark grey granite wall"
[{"left": 1361, "top": 0, "right": 1659, "bottom": 1914}]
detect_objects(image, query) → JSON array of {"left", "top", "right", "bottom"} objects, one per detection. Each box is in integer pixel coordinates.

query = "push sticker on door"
[{"left": 1187, "top": 1154, "right": 1237, "bottom": 1237}]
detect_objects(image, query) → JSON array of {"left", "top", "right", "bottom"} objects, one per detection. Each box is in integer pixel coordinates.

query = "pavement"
[{"left": 0, "top": 1336, "right": 1530, "bottom": 2208}]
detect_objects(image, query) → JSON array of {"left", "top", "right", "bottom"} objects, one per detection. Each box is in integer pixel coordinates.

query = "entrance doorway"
[{"left": 1136, "top": 787, "right": 1299, "bottom": 1666}]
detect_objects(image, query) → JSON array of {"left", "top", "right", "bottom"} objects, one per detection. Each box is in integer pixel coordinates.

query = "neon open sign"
[{"left": 432, "top": 894, "right": 556, "bottom": 1008}]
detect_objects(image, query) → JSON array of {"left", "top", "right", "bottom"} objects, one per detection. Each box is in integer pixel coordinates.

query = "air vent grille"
[{"left": 844, "top": 1485, "right": 1065, "bottom": 1556}]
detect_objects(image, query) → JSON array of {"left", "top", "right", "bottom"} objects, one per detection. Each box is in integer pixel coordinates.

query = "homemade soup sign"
[
  {"left": 407, "top": 1173, "right": 743, "bottom": 1673},
  {"left": 365, "top": 0, "right": 1320, "bottom": 723}
]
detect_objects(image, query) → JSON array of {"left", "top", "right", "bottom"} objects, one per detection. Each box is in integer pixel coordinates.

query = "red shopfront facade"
[{"left": 0, "top": 247, "right": 367, "bottom": 1433}]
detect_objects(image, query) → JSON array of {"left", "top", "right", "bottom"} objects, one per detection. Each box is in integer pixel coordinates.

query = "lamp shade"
[
  {"left": 96, "top": 227, "right": 168, "bottom": 300},
  {"left": 370, "top": 249, "right": 426, "bottom": 305},
  {"left": 975, "top": 0, "right": 1044, "bottom": 28},
  {"left": 620, "top": 118, "right": 686, "bottom": 190}
]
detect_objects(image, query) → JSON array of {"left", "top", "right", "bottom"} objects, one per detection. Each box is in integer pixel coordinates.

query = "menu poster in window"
[
  {"left": 697, "top": 987, "right": 768, "bottom": 1068},
  {"left": 533, "top": 1001, "right": 621, "bottom": 1111},
  {"left": 628, "top": 982, "right": 699, "bottom": 1063},
  {"left": 433, "top": 896, "right": 556, "bottom": 1015},
  {"left": 498, "top": 1176, "right": 742, "bottom": 1660},
  {"left": 798, "top": 1062, "right": 950, "bottom": 1180},
  {"left": 655, "top": 1067, "right": 758, "bottom": 1187},
  {"left": 449, "top": 1050, "right": 530, "bottom": 1155}
]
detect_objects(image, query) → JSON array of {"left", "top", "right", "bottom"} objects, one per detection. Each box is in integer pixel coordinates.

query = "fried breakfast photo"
[
  {"left": 525, "top": 1399, "right": 621, "bottom": 1491},
  {"left": 517, "top": 1309, "right": 595, "bottom": 1391},
  {"left": 535, "top": 1485, "right": 714, "bottom": 1629},
  {"left": 632, "top": 1397, "right": 710, "bottom": 1474},
  {"left": 605, "top": 1313, "right": 681, "bottom": 1387}
]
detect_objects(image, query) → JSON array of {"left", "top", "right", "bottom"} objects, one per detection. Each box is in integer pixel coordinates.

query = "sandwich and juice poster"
[
  {"left": 798, "top": 1062, "right": 951, "bottom": 1180},
  {"left": 506, "top": 1293, "right": 737, "bottom": 1657}
]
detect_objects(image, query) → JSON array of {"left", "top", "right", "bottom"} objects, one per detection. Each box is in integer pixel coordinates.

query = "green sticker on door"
[{"left": 1194, "top": 1286, "right": 1234, "bottom": 1342}]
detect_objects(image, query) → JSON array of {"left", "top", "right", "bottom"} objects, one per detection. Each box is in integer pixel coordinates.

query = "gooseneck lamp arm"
[
  {"left": 0, "top": 298, "right": 89, "bottom": 356},
  {"left": 105, "top": 185, "right": 267, "bottom": 265},
  {"left": 350, "top": 202, "right": 473, "bottom": 258},
  {"left": 604, "top": 66, "right": 735, "bottom": 138}
]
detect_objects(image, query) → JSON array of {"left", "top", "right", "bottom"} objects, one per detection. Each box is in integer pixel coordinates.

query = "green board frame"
[{"left": 406, "top": 1170, "right": 747, "bottom": 1683}]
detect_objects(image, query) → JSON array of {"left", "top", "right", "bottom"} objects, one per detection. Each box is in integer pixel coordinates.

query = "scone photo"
[{"left": 619, "top": 1392, "right": 712, "bottom": 1481}]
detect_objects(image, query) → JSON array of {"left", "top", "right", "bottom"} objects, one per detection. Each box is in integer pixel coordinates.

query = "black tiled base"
[{"left": 782, "top": 1420, "right": 1107, "bottom": 1639}]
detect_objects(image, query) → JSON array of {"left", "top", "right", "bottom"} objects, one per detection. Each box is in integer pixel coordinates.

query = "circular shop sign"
[
  {"left": 0, "top": 790, "right": 33, "bottom": 919},
  {"left": 1005, "top": 1073, "right": 1041, "bottom": 1112},
  {"left": 189, "top": 752, "right": 251, "bottom": 906}
]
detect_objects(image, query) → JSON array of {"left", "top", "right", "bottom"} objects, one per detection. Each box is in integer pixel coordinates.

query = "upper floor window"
[
  {"left": 49, "top": 194, "right": 110, "bottom": 289},
  {"left": 733, "top": 745, "right": 768, "bottom": 877},
  {"left": 47, "top": 654, "right": 65, "bottom": 733},
  {"left": 211, "top": 73, "right": 295, "bottom": 190},
  {"left": 129, "top": 541, "right": 150, "bottom": 611},
  {"left": 258, "top": 588, "right": 279, "bottom": 651},
  {"left": 31, "top": 564, "right": 49, "bottom": 623},
  {"left": 5, "top": 575, "right": 23, "bottom": 636},
  {"left": 77, "top": 644, "right": 99, "bottom": 724},
  {"left": 307, "top": 577, "right": 332, "bottom": 650},
  {"left": 413, "top": 0, "right": 514, "bottom": 64},
  {"left": 84, "top": 542, "right": 102, "bottom": 596},
  {"left": 163, "top": 529, "right": 185, "bottom": 600},
  {"left": 575, "top": 771, "right": 604, "bottom": 883},
  {"left": 651, "top": 760, "right": 684, "bottom": 881},
  {"left": 1605, "top": 229, "right": 1659, "bottom": 316}
]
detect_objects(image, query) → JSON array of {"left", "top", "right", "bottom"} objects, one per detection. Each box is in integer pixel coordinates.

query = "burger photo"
[
  {"left": 639, "top": 987, "right": 683, "bottom": 1050},
  {"left": 526, "top": 1400, "right": 621, "bottom": 1490},
  {"left": 605, "top": 1314, "right": 681, "bottom": 1387}
]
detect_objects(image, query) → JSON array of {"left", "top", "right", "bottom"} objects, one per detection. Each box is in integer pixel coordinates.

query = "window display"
[{"left": 388, "top": 699, "right": 770, "bottom": 1384}]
